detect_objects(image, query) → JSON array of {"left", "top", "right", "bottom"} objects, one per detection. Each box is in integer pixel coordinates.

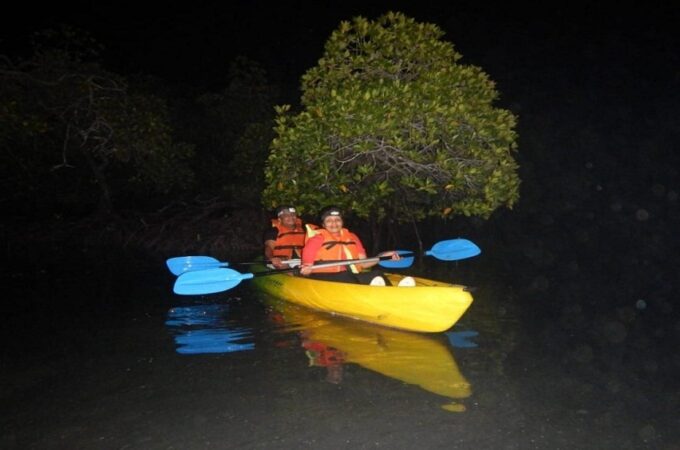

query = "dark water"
[{"left": 1, "top": 256, "right": 678, "bottom": 449}]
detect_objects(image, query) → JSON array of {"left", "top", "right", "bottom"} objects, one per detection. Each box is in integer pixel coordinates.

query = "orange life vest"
[
  {"left": 270, "top": 218, "right": 306, "bottom": 259},
  {"left": 306, "top": 225, "right": 362, "bottom": 273},
  {"left": 303, "top": 341, "right": 345, "bottom": 367}
]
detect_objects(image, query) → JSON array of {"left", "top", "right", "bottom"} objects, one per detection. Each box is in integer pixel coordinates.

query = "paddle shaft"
[
  {"left": 238, "top": 258, "right": 300, "bottom": 266},
  {"left": 252, "top": 254, "right": 395, "bottom": 277},
  {"left": 169, "top": 237, "right": 478, "bottom": 276}
]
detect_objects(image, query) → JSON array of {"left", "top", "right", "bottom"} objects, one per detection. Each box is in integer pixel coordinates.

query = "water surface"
[{"left": 1, "top": 258, "right": 677, "bottom": 449}]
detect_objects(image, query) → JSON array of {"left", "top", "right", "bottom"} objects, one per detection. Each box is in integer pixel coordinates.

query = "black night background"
[{"left": 1, "top": 1, "right": 679, "bottom": 448}]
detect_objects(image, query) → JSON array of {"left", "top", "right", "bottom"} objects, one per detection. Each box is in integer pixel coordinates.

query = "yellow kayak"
[
  {"left": 251, "top": 269, "right": 473, "bottom": 333},
  {"left": 264, "top": 297, "right": 471, "bottom": 411}
]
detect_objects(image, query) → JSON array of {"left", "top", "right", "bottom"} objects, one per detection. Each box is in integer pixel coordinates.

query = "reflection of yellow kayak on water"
[
  {"left": 265, "top": 297, "right": 472, "bottom": 411},
  {"left": 252, "top": 269, "right": 474, "bottom": 333}
]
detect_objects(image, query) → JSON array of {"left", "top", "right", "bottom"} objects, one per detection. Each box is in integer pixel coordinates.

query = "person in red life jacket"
[
  {"left": 263, "top": 206, "right": 306, "bottom": 269},
  {"left": 299, "top": 206, "right": 400, "bottom": 285},
  {"left": 302, "top": 338, "right": 346, "bottom": 384}
]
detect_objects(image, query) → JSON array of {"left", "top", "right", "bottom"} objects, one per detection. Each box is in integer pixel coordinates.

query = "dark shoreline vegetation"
[
  {"left": 2, "top": 202, "right": 265, "bottom": 270},
  {"left": 3, "top": 11, "right": 677, "bottom": 276}
]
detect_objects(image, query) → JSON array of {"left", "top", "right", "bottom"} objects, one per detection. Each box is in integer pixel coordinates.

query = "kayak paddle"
[
  {"left": 166, "top": 256, "right": 228, "bottom": 276},
  {"left": 173, "top": 256, "right": 401, "bottom": 295},
  {"left": 172, "top": 237, "right": 481, "bottom": 296},
  {"left": 167, "top": 253, "right": 410, "bottom": 275},
  {"left": 377, "top": 238, "right": 481, "bottom": 268},
  {"left": 166, "top": 255, "right": 301, "bottom": 275},
  {"left": 174, "top": 268, "right": 254, "bottom": 295},
  {"left": 425, "top": 238, "right": 481, "bottom": 261},
  {"left": 171, "top": 239, "right": 481, "bottom": 293}
]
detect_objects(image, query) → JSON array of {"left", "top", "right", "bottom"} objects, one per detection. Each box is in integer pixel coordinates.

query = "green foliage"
[
  {"left": 0, "top": 26, "right": 194, "bottom": 216},
  {"left": 263, "top": 12, "right": 520, "bottom": 221},
  {"left": 104, "top": 93, "right": 195, "bottom": 193}
]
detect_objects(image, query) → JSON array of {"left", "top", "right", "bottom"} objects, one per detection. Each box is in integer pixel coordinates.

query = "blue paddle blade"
[
  {"left": 173, "top": 268, "right": 253, "bottom": 295},
  {"left": 166, "top": 256, "right": 227, "bottom": 275},
  {"left": 425, "top": 239, "right": 481, "bottom": 261},
  {"left": 377, "top": 250, "right": 415, "bottom": 268},
  {"left": 445, "top": 330, "right": 479, "bottom": 348},
  {"left": 174, "top": 330, "right": 255, "bottom": 354}
]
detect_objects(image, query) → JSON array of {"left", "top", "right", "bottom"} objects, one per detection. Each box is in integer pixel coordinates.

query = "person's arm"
[
  {"left": 299, "top": 234, "right": 323, "bottom": 275},
  {"left": 263, "top": 229, "right": 286, "bottom": 268},
  {"left": 264, "top": 239, "right": 277, "bottom": 258},
  {"left": 352, "top": 234, "right": 399, "bottom": 271},
  {"left": 351, "top": 234, "right": 373, "bottom": 270}
]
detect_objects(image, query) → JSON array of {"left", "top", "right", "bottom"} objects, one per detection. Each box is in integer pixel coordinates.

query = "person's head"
[
  {"left": 320, "top": 207, "right": 343, "bottom": 233},
  {"left": 275, "top": 205, "right": 298, "bottom": 228}
]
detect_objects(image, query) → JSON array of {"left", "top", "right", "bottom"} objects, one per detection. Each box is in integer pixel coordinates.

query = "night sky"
[{"left": 3, "top": 2, "right": 678, "bottom": 95}]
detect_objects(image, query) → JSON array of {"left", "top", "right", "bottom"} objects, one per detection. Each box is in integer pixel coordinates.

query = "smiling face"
[
  {"left": 322, "top": 215, "right": 343, "bottom": 235},
  {"left": 278, "top": 212, "right": 297, "bottom": 229}
]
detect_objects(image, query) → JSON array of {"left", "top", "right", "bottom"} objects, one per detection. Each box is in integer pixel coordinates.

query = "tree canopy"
[
  {"left": 185, "top": 57, "right": 277, "bottom": 206},
  {"left": 262, "top": 11, "right": 520, "bottom": 223},
  {"left": 0, "top": 27, "right": 194, "bottom": 217}
]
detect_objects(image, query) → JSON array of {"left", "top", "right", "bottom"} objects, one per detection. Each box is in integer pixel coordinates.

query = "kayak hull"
[{"left": 251, "top": 271, "right": 473, "bottom": 333}]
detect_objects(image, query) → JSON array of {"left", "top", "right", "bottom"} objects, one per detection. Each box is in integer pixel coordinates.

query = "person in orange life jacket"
[
  {"left": 301, "top": 337, "right": 346, "bottom": 384},
  {"left": 263, "top": 206, "right": 306, "bottom": 269},
  {"left": 299, "top": 207, "right": 399, "bottom": 285}
]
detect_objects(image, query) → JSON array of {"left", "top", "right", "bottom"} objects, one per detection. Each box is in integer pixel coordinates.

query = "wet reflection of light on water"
[
  {"left": 165, "top": 304, "right": 254, "bottom": 354},
  {"left": 265, "top": 298, "right": 473, "bottom": 412},
  {"left": 445, "top": 330, "right": 479, "bottom": 348}
]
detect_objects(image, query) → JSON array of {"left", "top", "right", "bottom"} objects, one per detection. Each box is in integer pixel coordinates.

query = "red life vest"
[
  {"left": 270, "top": 218, "right": 306, "bottom": 259},
  {"left": 303, "top": 341, "right": 345, "bottom": 366},
  {"left": 306, "top": 225, "right": 362, "bottom": 273}
]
